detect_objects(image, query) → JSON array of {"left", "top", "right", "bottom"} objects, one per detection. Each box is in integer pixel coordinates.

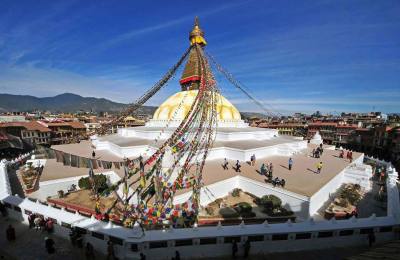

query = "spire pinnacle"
[{"left": 189, "top": 17, "right": 207, "bottom": 46}]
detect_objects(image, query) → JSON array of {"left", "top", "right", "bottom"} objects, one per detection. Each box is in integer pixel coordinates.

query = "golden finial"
[{"left": 189, "top": 17, "right": 207, "bottom": 46}]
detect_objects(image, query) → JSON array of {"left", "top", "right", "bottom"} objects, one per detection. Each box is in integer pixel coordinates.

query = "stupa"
[{"left": 92, "top": 18, "right": 307, "bottom": 160}]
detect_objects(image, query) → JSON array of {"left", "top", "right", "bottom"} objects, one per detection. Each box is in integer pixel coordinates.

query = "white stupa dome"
[{"left": 146, "top": 90, "right": 247, "bottom": 128}]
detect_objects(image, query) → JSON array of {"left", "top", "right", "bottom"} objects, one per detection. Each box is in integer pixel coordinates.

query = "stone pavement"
[{"left": 0, "top": 216, "right": 105, "bottom": 260}]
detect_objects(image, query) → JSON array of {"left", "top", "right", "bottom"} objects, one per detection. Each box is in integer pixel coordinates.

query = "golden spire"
[{"left": 189, "top": 16, "right": 207, "bottom": 46}]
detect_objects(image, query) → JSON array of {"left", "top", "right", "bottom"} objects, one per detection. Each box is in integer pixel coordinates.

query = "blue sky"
[{"left": 0, "top": 0, "right": 399, "bottom": 114}]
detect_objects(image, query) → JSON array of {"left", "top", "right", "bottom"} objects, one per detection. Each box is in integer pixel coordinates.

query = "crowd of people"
[
  {"left": 27, "top": 213, "right": 54, "bottom": 233},
  {"left": 339, "top": 149, "right": 353, "bottom": 162}
]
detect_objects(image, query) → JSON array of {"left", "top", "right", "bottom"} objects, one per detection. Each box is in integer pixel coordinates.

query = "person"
[
  {"left": 316, "top": 162, "right": 323, "bottom": 174},
  {"left": 269, "top": 163, "right": 273, "bottom": 177},
  {"left": 28, "top": 213, "right": 36, "bottom": 229},
  {"left": 281, "top": 178, "right": 286, "bottom": 188},
  {"left": 6, "top": 224, "right": 15, "bottom": 242},
  {"left": 368, "top": 231, "right": 376, "bottom": 247},
  {"left": 34, "top": 216, "right": 42, "bottom": 231},
  {"left": 232, "top": 240, "right": 238, "bottom": 258},
  {"left": 273, "top": 177, "right": 279, "bottom": 187},
  {"left": 45, "top": 218, "right": 54, "bottom": 233},
  {"left": 251, "top": 154, "right": 256, "bottom": 166},
  {"left": 92, "top": 150, "right": 96, "bottom": 158},
  {"left": 339, "top": 150, "right": 344, "bottom": 158},
  {"left": 45, "top": 237, "right": 55, "bottom": 254},
  {"left": 311, "top": 149, "right": 315, "bottom": 158},
  {"left": 260, "top": 163, "right": 267, "bottom": 176},
  {"left": 107, "top": 241, "right": 115, "bottom": 260},
  {"left": 288, "top": 157, "right": 293, "bottom": 171},
  {"left": 349, "top": 151, "right": 353, "bottom": 162},
  {"left": 222, "top": 158, "right": 228, "bottom": 170},
  {"left": 0, "top": 202, "right": 7, "bottom": 217},
  {"left": 235, "top": 160, "right": 241, "bottom": 173},
  {"left": 244, "top": 239, "right": 251, "bottom": 258},
  {"left": 140, "top": 252, "right": 146, "bottom": 260},
  {"left": 174, "top": 250, "right": 181, "bottom": 260},
  {"left": 85, "top": 242, "right": 95, "bottom": 260}
]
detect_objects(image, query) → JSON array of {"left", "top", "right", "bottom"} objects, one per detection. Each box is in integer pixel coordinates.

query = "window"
[
  {"left": 360, "top": 228, "right": 374, "bottom": 234},
  {"left": 200, "top": 237, "right": 217, "bottom": 245},
  {"left": 295, "top": 233, "right": 312, "bottom": 240},
  {"left": 248, "top": 235, "right": 264, "bottom": 242},
  {"left": 224, "top": 236, "right": 241, "bottom": 243},
  {"left": 92, "top": 232, "right": 104, "bottom": 240},
  {"left": 272, "top": 234, "right": 288, "bottom": 240},
  {"left": 61, "top": 222, "right": 71, "bottom": 229},
  {"left": 379, "top": 226, "right": 392, "bottom": 233},
  {"left": 130, "top": 243, "right": 138, "bottom": 252},
  {"left": 318, "top": 231, "right": 333, "bottom": 238},
  {"left": 109, "top": 236, "right": 123, "bottom": 245},
  {"left": 175, "top": 239, "right": 193, "bottom": 247},
  {"left": 339, "top": 230, "right": 354, "bottom": 236},
  {"left": 149, "top": 241, "right": 168, "bottom": 249}
]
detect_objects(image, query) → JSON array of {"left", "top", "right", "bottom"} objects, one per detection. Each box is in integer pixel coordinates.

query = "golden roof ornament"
[{"left": 189, "top": 16, "right": 207, "bottom": 46}]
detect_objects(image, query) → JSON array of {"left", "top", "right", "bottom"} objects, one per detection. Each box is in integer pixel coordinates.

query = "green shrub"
[
  {"left": 219, "top": 207, "right": 239, "bottom": 218},
  {"left": 267, "top": 207, "right": 294, "bottom": 217},
  {"left": 234, "top": 202, "right": 252, "bottom": 214},
  {"left": 78, "top": 174, "right": 108, "bottom": 192},
  {"left": 259, "top": 195, "right": 282, "bottom": 210},
  {"left": 78, "top": 177, "right": 91, "bottom": 190}
]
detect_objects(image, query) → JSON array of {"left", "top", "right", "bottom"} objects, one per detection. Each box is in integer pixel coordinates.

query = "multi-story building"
[
  {"left": 335, "top": 124, "right": 358, "bottom": 146},
  {"left": 0, "top": 121, "right": 51, "bottom": 145},
  {"left": 259, "top": 123, "right": 307, "bottom": 137},
  {"left": 39, "top": 121, "right": 87, "bottom": 145},
  {"left": 307, "top": 122, "right": 337, "bottom": 144}
]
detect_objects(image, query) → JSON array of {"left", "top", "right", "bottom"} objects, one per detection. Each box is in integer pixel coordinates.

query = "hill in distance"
[
  {"left": 0, "top": 92, "right": 268, "bottom": 118},
  {"left": 0, "top": 93, "right": 156, "bottom": 114}
]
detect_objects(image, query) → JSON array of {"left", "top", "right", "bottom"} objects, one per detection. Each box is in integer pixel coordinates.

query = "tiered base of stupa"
[{"left": 91, "top": 125, "right": 307, "bottom": 161}]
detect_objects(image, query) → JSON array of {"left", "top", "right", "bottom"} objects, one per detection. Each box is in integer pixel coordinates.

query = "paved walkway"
[{"left": 0, "top": 217, "right": 105, "bottom": 260}]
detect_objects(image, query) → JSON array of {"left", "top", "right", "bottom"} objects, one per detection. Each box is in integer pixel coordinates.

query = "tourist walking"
[
  {"left": 368, "top": 231, "right": 376, "bottom": 247},
  {"left": 260, "top": 163, "right": 267, "bottom": 176},
  {"left": 34, "top": 216, "right": 42, "bottom": 231},
  {"left": 250, "top": 154, "right": 256, "bottom": 166},
  {"left": 0, "top": 201, "right": 7, "bottom": 217},
  {"left": 232, "top": 240, "right": 238, "bottom": 258},
  {"left": 316, "top": 162, "right": 323, "bottom": 174},
  {"left": 244, "top": 239, "right": 251, "bottom": 258},
  {"left": 288, "top": 157, "right": 293, "bottom": 171},
  {"left": 222, "top": 158, "right": 228, "bottom": 170},
  {"left": 92, "top": 150, "right": 96, "bottom": 158},
  {"left": 174, "top": 250, "right": 181, "bottom": 260},
  {"left": 6, "top": 224, "right": 15, "bottom": 242},
  {"left": 45, "top": 237, "right": 55, "bottom": 254},
  {"left": 235, "top": 160, "right": 241, "bottom": 173},
  {"left": 269, "top": 163, "right": 273, "bottom": 177},
  {"left": 85, "top": 242, "right": 95, "bottom": 260},
  {"left": 107, "top": 241, "right": 116, "bottom": 260}
]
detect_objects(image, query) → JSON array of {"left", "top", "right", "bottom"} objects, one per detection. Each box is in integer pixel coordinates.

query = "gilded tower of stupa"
[{"left": 149, "top": 17, "right": 247, "bottom": 128}]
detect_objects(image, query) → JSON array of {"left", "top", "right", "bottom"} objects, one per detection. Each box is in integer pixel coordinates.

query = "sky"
[{"left": 0, "top": 0, "right": 399, "bottom": 114}]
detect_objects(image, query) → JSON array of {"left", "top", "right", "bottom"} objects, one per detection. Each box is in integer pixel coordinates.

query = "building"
[
  {"left": 0, "top": 121, "right": 51, "bottom": 145},
  {"left": 258, "top": 122, "right": 307, "bottom": 137},
  {"left": 0, "top": 115, "right": 27, "bottom": 123},
  {"left": 39, "top": 121, "right": 87, "bottom": 145},
  {"left": 307, "top": 122, "right": 337, "bottom": 144},
  {"left": 335, "top": 124, "right": 358, "bottom": 146}
]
